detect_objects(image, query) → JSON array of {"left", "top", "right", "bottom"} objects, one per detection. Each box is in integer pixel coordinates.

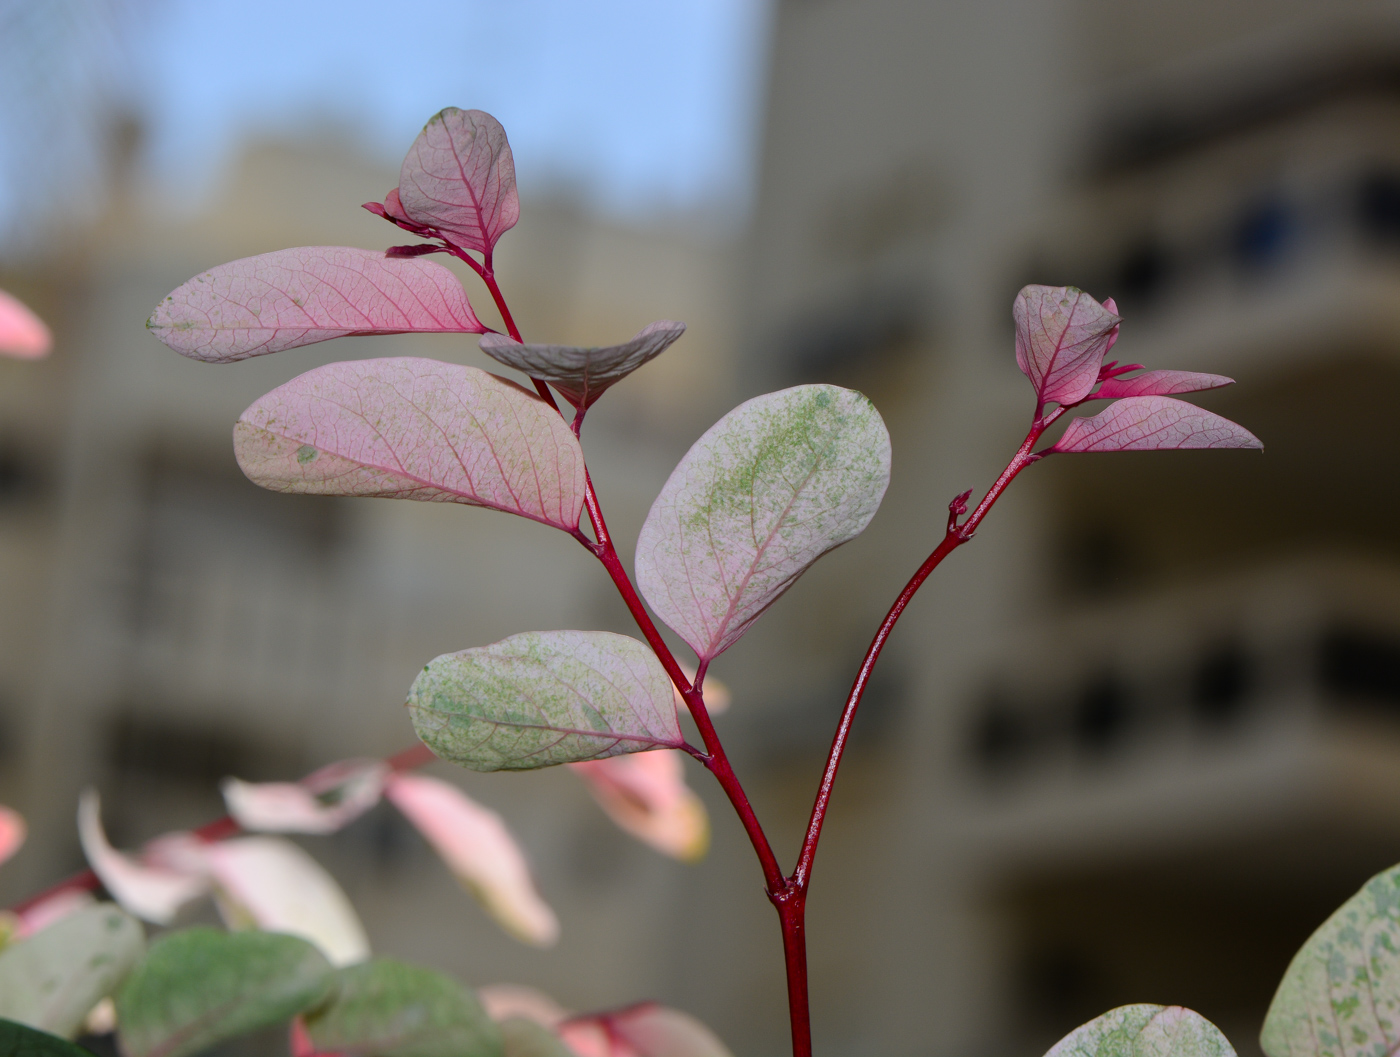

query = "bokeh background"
[{"left": 5, "top": 1, "right": 1400, "bottom": 1055}]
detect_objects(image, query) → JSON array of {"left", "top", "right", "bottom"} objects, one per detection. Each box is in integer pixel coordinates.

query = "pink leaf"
[
  {"left": 1014, "top": 285, "right": 1121, "bottom": 411},
  {"left": 0, "top": 290, "right": 51, "bottom": 359},
  {"left": 1051, "top": 396, "right": 1263, "bottom": 453},
  {"left": 560, "top": 1004, "right": 733, "bottom": 1057},
  {"left": 221, "top": 759, "right": 387, "bottom": 836},
  {"left": 396, "top": 108, "right": 519, "bottom": 255},
  {"left": 1093, "top": 369, "right": 1234, "bottom": 400},
  {"left": 77, "top": 791, "right": 208, "bottom": 924},
  {"left": 0, "top": 805, "right": 25, "bottom": 866},
  {"left": 569, "top": 752, "right": 709, "bottom": 862},
  {"left": 148, "top": 247, "right": 486, "bottom": 363},
  {"left": 479, "top": 322, "right": 686, "bottom": 409},
  {"left": 234, "top": 358, "right": 586, "bottom": 531},
  {"left": 383, "top": 773, "right": 559, "bottom": 946},
  {"left": 478, "top": 985, "right": 570, "bottom": 1027}
]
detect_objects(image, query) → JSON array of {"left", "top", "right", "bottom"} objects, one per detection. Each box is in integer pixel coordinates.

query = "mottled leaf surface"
[
  {"left": 148, "top": 247, "right": 486, "bottom": 363},
  {"left": 408, "top": 631, "right": 683, "bottom": 770},
  {"left": 1050, "top": 396, "right": 1262, "bottom": 453},
  {"left": 0, "top": 1019, "right": 98, "bottom": 1057},
  {"left": 479, "top": 322, "right": 685, "bottom": 409},
  {"left": 1094, "top": 370, "right": 1233, "bottom": 400},
  {"left": 1262, "top": 863, "right": 1400, "bottom": 1057},
  {"left": 1015, "top": 285, "right": 1121, "bottom": 410},
  {"left": 397, "top": 109, "right": 518, "bottom": 254},
  {"left": 235, "top": 358, "right": 585, "bottom": 530},
  {"left": 0, "top": 290, "right": 51, "bottom": 359},
  {"left": 116, "top": 928, "right": 335, "bottom": 1057},
  {"left": 0, "top": 904, "right": 143, "bottom": 1039},
  {"left": 570, "top": 752, "right": 709, "bottom": 862},
  {"left": 383, "top": 774, "right": 558, "bottom": 947},
  {"left": 0, "top": 805, "right": 25, "bottom": 866},
  {"left": 1046, "top": 1006, "right": 1236, "bottom": 1057},
  {"left": 77, "top": 792, "right": 207, "bottom": 926},
  {"left": 222, "top": 759, "right": 388, "bottom": 836},
  {"left": 306, "top": 959, "right": 502, "bottom": 1057},
  {"left": 636, "top": 385, "right": 890, "bottom": 660}
]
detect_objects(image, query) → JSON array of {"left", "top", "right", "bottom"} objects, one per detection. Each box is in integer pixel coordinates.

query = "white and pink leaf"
[{"left": 1051, "top": 396, "right": 1262, "bottom": 453}]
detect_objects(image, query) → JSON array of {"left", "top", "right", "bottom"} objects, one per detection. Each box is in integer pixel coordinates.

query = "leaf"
[
  {"left": 0, "top": 1019, "right": 100, "bottom": 1057},
  {"left": 1050, "top": 396, "right": 1262, "bottom": 453},
  {"left": 408, "top": 631, "right": 684, "bottom": 771},
  {"left": 559, "top": 1004, "right": 733, "bottom": 1057},
  {"left": 1094, "top": 370, "right": 1233, "bottom": 400},
  {"left": 0, "top": 805, "right": 25, "bottom": 866},
  {"left": 147, "top": 247, "right": 487, "bottom": 363},
  {"left": 1046, "top": 1005, "right": 1236, "bottom": 1057},
  {"left": 500, "top": 1017, "right": 574, "bottom": 1057},
  {"left": 234, "top": 358, "right": 585, "bottom": 531},
  {"left": 1260, "top": 862, "right": 1400, "bottom": 1057},
  {"left": 635, "top": 385, "right": 891, "bottom": 661},
  {"left": 396, "top": 108, "right": 519, "bottom": 255},
  {"left": 477, "top": 986, "right": 568, "bottom": 1028},
  {"left": 0, "top": 290, "right": 51, "bottom": 359},
  {"left": 569, "top": 752, "right": 709, "bottom": 862},
  {"left": 305, "top": 959, "right": 502, "bottom": 1057},
  {"left": 116, "top": 928, "right": 335, "bottom": 1057},
  {"left": 1014, "top": 285, "right": 1121, "bottom": 410},
  {"left": 222, "top": 759, "right": 388, "bottom": 836},
  {"left": 10, "top": 892, "right": 97, "bottom": 943},
  {"left": 77, "top": 792, "right": 208, "bottom": 926},
  {"left": 0, "top": 903, "right": 144, "bottom": 1039},
  {"left": 479, "top": 322, "right": 686, "bottom": 409},
  {"left": 382, "top": 774, "right": 558, "bottom": 947}
]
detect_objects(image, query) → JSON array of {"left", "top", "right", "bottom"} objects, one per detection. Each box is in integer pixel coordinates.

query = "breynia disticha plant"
[{"left": 38, "top": 104, "right": 1394, "bottom": 1057}]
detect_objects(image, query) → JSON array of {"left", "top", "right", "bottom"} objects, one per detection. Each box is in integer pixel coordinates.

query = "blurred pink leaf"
[
  {"left": 674, "top": 664, "right": 731, "bottom": 715},
  {"left": 1014, "top": 285, "right": 1121, "bottom": 411},
  {"left": 569, "top": 752, "right": 709, "bottom": 862},
  {"left": 0, "top": 805, "right": 25, "bottom": 866},
  {"left": 478, "top": 985, "right": 570, "bottom": 1028},
  {"left": 234, "top": 358, "right": 586, "bottom": 531},
  {"left": 636, "top": 386, "right": 890, "bottom": 661},
  {"left": 77, "top": 791, "right": 208, "bottom": 925},
  {"left": 395, "top": 108, "right": 519, "bottom": 255},
  {"left": 383, "top": 773, "right": 559, "bottom": 946},
  {"left": 479, "top": 322, "right": 686, "bottom": 409},
  {"left": 560, "top": 1004, "right": 733, "bottom": 1057},
  {"left": 1094, "top": 370, "right": 1233, "bottom": 400},
  {"left": 0, "top": 290, "right": 51, "bottom": 359},
  {"left": 148, "top": 247, "right": 486, "bottom": 363},
  {"left": 1051, "top": 396, "right": 1262, "bottom": 453},
  {"left": 221, "top": 759, "right": 388, "bottom": 836}
]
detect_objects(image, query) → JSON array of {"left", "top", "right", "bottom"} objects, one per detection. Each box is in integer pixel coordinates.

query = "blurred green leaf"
[{"left": 0, "top": 1018, "right": 98, "bottom": 1057}]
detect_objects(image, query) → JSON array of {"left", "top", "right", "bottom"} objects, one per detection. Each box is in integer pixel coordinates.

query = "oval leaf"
[
  {"left": 569, "top": 752, "right": 709, "bottom": 862},
  {"left": 1050, "top": 396, "right": 1262, "bottom": 453},
  {"left": 478, "top": 986, "right": 568, "bottom": 1028},
  {"left": 0, "top": 805, "right": 25, "bottom": 867},
  {"left": 560, "top": 1004, "right": 733, "bottom": 1057},
  {"left": 383, "top": 774, "right": 558, "bottom": 946},
  {"left": 116, "top": 928, "right": 335, "bottom": 1057},
  {"left": 0, "top": 903, "right": 144, "bottom": 1039},
  {"left": 1094, "top": 370, "right": 1233, "bottom": 400},
  {"left": 408, "top": 631, "right": 683, "bottom": 771},
  {"left": 479, "top": 322, "right": 686, "bottom": 409},
  {"left": 305, "top": 958, "right": 503, "bottom": 1057},
  {"left": 0, "top": 290, "right": 51, "bottom": 359},
  {"left": 234, "top": 358, "right": 585, "bottom": 530},
  {"left": 1047, "top": 1006, "right": 1236, "bottom": 1057},
  {"left": 1015, "top": 285, "right": 1121, "bottom": 410},
  {"left": 1261, "top": 862, "right": 1400, "bottom": 1057},
  {"left": 500, "top": 1017, "right": 574, "bottom": 1057},
  {"left": 148, "top": 247, "right": 486, "bottom": 363},
  {"left": 222, "top": 759, "right": 388, "bottom": 836},
  {"left": 397, "top": 109, "right": 519, "bottom": 255},
  {"left": 635, "top": 385, "right": 891, "bottom": 661},
  {"left": 0, "top": 1019, "right": 100, "bottom": 1057},
  {"left": 77, "top": 792, "right": 208, "bottom": 926}
]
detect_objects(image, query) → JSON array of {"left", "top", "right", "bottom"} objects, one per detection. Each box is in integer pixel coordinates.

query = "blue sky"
[{"left": 135, "top": 0, "right": 774, "bottom": 221}]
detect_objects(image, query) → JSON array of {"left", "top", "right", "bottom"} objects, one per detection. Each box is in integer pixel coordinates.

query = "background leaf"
[
  {"left": 569, "top": 752, "right": 709, "bottom": 862},
  {"left": 116, "top": 928, "right": 335, "bottom": 1057},
  {"left": 304, "top": 958, "right": 502, "bottom": 1057},
  {"left": 0, "top": 903, "right": 144, "bottom": 1039},
  {"left": 479, "top": 321, "right": 686, "bottom": 409},
  {"left": 1093, "top": 370, "right": 1233, "bottom": 400},
  {"left": 1050, "top": 396, "right": 1262, "bottom": 453},
  {"left": 408, "top": 630, "right": 683, "bottom": 771},
  {"left": 396, "top": 109, "right": 519, "bottom": 255},
  {"left": 0, "top": 290, "right": 51, "bottom": 359},
  {"left": 0, "top": 805, "right": 25, "bottom": 866},
  {"left": 77, "top": 792, "right": 208, "bottom": 926},
  {"left": 148, "top": 247, "right": 486, "bottom": 363},
  {"left": 500, "top": 1017, "right": 573, "bottom": 1057},
  {"left": 234, "top": 358, "right": 585, "bottom": 531},
  {"left": 635, "top": 385, "right": 891, "bottom": 661},
  {"left": 560, "top": 1004, "right": 733, "bottom": 1057},
  {"left": 1014, "top": 285, "right": 1121, "bottom": 410},
  {"left": 221, "top": 759, "right": 388, "bottom": 836},
  {"left": 0, "top": 1019, "right": 100, "bottom": 1057},
  {"left": 1046, "top": 1005, "right": 1236, "bottom": 1057}
]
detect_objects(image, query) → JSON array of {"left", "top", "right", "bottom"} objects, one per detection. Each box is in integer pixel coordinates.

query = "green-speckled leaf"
[
  {"left": 304, "top": 959, "right": 502, "bottom": 1057},
  {"left": 0, "top": 1019, "right": 98, "bottom": 1057},
  {"left": 1262, "top": 863, "right": 1400, "bottom": 1057},
  {"left": 116, "top": 928, "right": 334, "bottom": 1057},
  {"left": 408, "top": 631, "right": 683, "bottom": 771},
  {"left": 499, "top": 1017, "right": 573, "bottom": 1057},
  {"left": 0, "top": 903, "right": 143, "bottom": 1038},
  {"left": 1047, "top": 1005, "right": 1236, "bottom": 1057},
  {"left": 635, "top": 385, "right": 891, "bottom": 661}
]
